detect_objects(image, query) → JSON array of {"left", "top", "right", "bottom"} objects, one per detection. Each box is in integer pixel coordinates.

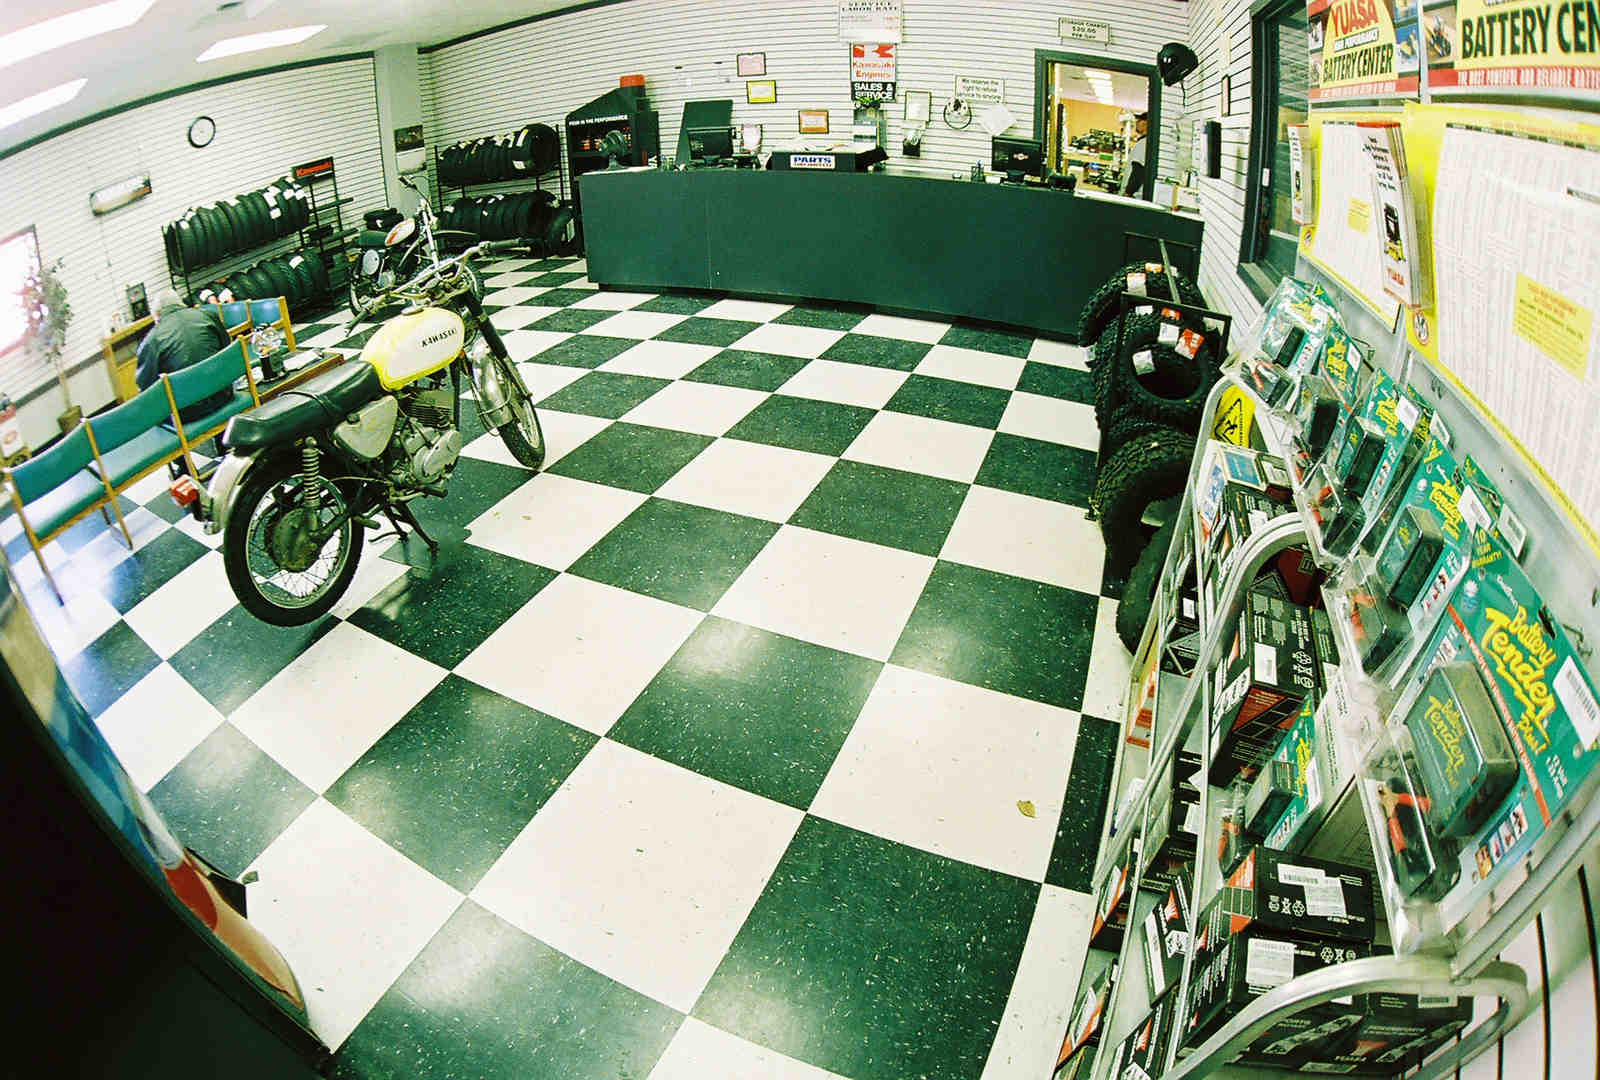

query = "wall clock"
[{"left": 187, "top": 115, "right": 216, "bottom": 148}]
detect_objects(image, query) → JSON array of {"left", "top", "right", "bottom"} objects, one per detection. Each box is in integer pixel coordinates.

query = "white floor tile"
[
  {"left": 230, "top": 622, "right": 445, "bottom": 792},
  {"left": 122, "top": 551, "right": 237, "bottom": 659},
  {"left": 620, "top": 381, "right": 766, "bottom": 436},
  {"left": 566, "top": 276, "right": 600, "bottom": 290},
  {"left": 482, "top": 271, "right": 538, "bottom": 288},
  {"left": 777, "top": 359, "right": 909, "bottom": 410},
  {"left": 599, "top": 339, "right": 721, "bottom": 380},
  {"left": 941, "top": 486, "right": 1104, "bottom": 594},
  {"left": 466, "top": 473, "right": 646, "bottom": 571},
  {"left": 713, "top": 525, "right": 934, "bottom": 662},
  {"left": 503, "top": 329, "right": 573, "bottom": 363},
  {"left": 488, "top": 304, "right": 562, "bottom": 330},
  {"left": 580, "top": 310, "right": 686, "bottom": 339},
  {"left": 572, "top": 290, "right": 657, "bottom": 311},
  {"left": 730, "top": 323, "right": 845, "bottom": 359},
  {"left": 472, "top": 740, "right": 802, "bottom": 1012},
  {"left": 655, "top": 438, "right": 834, "bottom": 523},
  {"left": 842, "top": 410, "right": 995, "bottom": 484},
  {"left": 999, "top": 392, "right": 1099, "bottom": 451},
  {"left": 699, "top": 298, "right": 793, "bottom": 323},
  {"left": 1079, "top": 596, "right": 1131, "bottom": 722},
  {"left": 649, "top": 1019, "right": 851, "bottom": 1080},
  {"left": 915, "top": 345, "right": 1028, "bottom": 390},
  {"left": 23, "top": 578, "right": 122, "bottom": 661},
  {"left": 173, "top": 513, "right": 225, "bottom": 549},
  {"left": 455, "top": 575, "right": 701, "bottom": 735},
  {"left": 852, "top": 312, "right": 951, "bottom": 343},
  {"left": 980, "top": 885, "right": 1097, "bottom": 1080},
  {"left": 122, "top": 468, "right": 179, "bottom": 506},
  {"left": 561, "top": 259, "right": 588, "bottom": 274},
  {"left": 517, "top": 361, "right": 589, "bottom": 402},
  {"left": 93, "top": 663, "right": 224, "bottom": 791},
  {"left": 328, "top": 541, "right": 411, "bottom": 620},
  {"left": 458, "top": 429, "right": 525, "bottom": 469},
  {"left": 483, "top": 286, "right": 549, "bottom": 307},
  {"left": 247, "top": 799, "right": 461, "bottom": 1050},
  {"left": 536, "top": 408, "right": 612, "bottom": 467},
  {"left": 1027, "top": 338, "right": 1090, "bottom": 371},
  {"left": 72, "top": 510, "right": 164, "bottom": 572},
  {"left": 811, "top": 665, "right": 1078, "bottom": 880}
]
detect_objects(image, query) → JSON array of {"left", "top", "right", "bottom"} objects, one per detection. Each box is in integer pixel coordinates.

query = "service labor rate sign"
[
  {"left": 1426, "top": 0, "right": 1600, "bottom": 95},
  {"left": 1309, "top": 0, "right": 1422, "bottom": 101}
]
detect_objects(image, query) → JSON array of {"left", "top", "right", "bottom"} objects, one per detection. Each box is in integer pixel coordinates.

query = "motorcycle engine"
[{"left": 390, "top": 373, "right": 462, "bottom": 488}]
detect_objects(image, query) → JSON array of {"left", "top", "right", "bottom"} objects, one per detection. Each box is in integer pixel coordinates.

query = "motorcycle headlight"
[{"left": 360, "top": 249, "right": 382, "bottom": 276}]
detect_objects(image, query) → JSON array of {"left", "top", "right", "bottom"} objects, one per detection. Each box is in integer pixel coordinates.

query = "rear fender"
[{"left": 202, "top": 444, "right": 310, "bottom": 537}]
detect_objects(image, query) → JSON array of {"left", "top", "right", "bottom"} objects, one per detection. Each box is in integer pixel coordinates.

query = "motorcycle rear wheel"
[{"left": 223, "top": 457, "right": 363, "bottom": 626}]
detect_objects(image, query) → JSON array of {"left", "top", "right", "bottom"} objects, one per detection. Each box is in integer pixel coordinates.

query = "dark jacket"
[{"left": 135, "top": 306, "right": 232, "bottom": 423}]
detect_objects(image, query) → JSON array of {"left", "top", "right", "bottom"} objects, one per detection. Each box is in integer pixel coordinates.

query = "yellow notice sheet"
[{"left": 1514, "top": 274, "right": 1594, "bottom": 380}]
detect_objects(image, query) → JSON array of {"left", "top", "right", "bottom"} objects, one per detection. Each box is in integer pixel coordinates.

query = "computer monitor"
[
  {"left": 991, "top": 136, "right": 1044, "bottom": 181},
  {"left": 688, "top": 125, "right": 734, "bottom": 163}
]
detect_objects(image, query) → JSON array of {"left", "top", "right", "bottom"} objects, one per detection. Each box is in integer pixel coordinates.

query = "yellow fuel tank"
[{"left": 360, "top": 307, "right": 466, "bottom": 390}]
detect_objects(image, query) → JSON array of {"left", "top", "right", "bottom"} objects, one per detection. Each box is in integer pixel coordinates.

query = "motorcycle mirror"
[{"left": 385, "top": 218, "right": 417, "bottom": 247}]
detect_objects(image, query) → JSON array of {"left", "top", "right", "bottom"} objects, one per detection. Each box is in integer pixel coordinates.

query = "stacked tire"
[
  {"left": 162, "top": 176, "right": 312, "bottom": 270},
  {"left": 1076, "top": 262, "right": 1221, "bottom": 644},
  {"left": 437, "top": 124, "right": 560, "bottom": 185},
  {"left": 192, "top": 251, "right": 329, "bottom": 308},
  {"left": 439, "top": 190, "right": 569, "bottom": 247}
]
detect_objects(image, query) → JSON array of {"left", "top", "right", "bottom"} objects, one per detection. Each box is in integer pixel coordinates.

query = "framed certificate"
[
  {"left": 797, "top": 109, "right": 830, "bottom": 135},
  {"left": 746, "top": 79, "right": 777, "bottom": 104},
  {"left": 736, "top": 52, "right": 766, "bottom": 77}
]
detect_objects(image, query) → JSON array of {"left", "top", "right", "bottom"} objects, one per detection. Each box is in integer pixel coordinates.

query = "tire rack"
[
  {"left": 162, "top": 165, "right": 350, "bottom": 317},
  {"left": 432, "top": 138, "right": 566, "bottom": 249}
]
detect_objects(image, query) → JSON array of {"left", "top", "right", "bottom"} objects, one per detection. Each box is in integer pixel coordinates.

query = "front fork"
[{"left": 459, "top": 288, "right": 531, "bottom": 429}]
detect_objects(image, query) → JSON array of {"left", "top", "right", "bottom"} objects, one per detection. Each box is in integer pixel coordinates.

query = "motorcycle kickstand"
[{"left": 393, "top": 503, "right": 440, "bottom": 557}]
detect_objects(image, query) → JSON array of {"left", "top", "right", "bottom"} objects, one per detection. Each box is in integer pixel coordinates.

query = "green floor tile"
[
  {"left": 683, "top": 349, "right": 809, "bottom": 391},
  {"left": 1046, "top": 715, "right": 1117, "bottom": 893},
  {"left": 776, "top": 305, "right": 868, "bottom": 331},
  {"left": 546, "top": 423, "right": 713, "bottom": 494},
  {"left": 974, "top": 432, "right": 1097, "bottom": 506},
  {"left": 655, "top": 316, "right": 760, "bottom": 347},
  {"left": 531, "top": 271, "right": 586, "bottom": 287},
  {"left": 790, "top": 460, "right": 967, "bottom": 557},
  {"left": 334, "top": 902, "right": 682, "bottom": 1080},
  {"left": 1016, "top": 361, "right": 1093, "bottom": 403},
  {"left": 168, "top": 608, "right": 336, "bottom": 715},
  {"left": 569, "top": 498, "right": 777, "bottom": 611},
  {"left": 892, "top": 560, "right": 1098, "bottom": 710},
  {"left": 325, "top": 675, "right": 595, "bottom": 892},
  {"left": 695, "top": 816, "right": 1037, "bottom": 1080},
  {"left": 885, "top": 374, "right": 1011, "bottom": 428},
  {"left": 532, "top": 287, "right": 595, "bottom": 308},
  {"left": 62, "top": 621, "right": 160, "bottom": 717},
  {"left": 528, "top": 308, "right": 614, "bottom": 334},
  {"left": 820, "top": 333, "right": 931, "bottom": 370},
  {"left": 531, "top": 335, "right": 640, "bottom": 370},
  {"left": 941, "top": 324, "right": 1034, "bottom": 358},
  {"left": 611, "top": 617, "right": 881, "bottom": 808},
  {"left": 410, "top": 457, "right": 534, "bottom": 535},
  {"left": 635, "top": 293, "right": 723, "bottom": 315},
  {"left": 94, "top": 529, "right": 208, "bottom": 614},
  {"left": 724, "top": 395, "right": 876, "bottom": 456},
  {"left": 536, "top": 370, "right": 669, "bottom": 419},
  {"left": 149, "top": 723, "right": 315, "bottom": 878}
]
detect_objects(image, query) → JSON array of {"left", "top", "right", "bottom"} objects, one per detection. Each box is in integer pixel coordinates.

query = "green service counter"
[{"left": 578, "top": 168, "right": 1204, "bottom": 341}]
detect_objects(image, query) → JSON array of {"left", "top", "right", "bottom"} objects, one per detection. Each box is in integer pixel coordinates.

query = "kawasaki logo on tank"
[{"left": 420, "top": 329, "right": 458, "bottom": 348}]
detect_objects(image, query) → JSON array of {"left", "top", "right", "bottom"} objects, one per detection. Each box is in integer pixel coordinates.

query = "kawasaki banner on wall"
[
  {"left": 1424, "top": 0, "right": 1600, "bottom": 96},
  {"left": 1308, "top": 0, "right": 1423, "bottom": 101}
]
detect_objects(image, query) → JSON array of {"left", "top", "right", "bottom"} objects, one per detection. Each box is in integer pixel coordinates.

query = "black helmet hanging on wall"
[{"left": 1157, "top": 43, "right": 1199, "bottom": 85}]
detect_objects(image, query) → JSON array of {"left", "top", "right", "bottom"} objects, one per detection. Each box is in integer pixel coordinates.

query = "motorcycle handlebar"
[{"left": 356, "top": 238, "right": 508, "bottom": 319}]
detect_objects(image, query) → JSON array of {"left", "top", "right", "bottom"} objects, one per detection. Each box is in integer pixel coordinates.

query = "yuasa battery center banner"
[
  {"left": 1427, "top": 0, "right": 1600, "bottom": 93},
  {"left": 1309, "top": 0, "right": 1422, "bottom": 101}
]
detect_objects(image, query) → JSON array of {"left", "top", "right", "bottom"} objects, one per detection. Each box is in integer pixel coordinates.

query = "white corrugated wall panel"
[
  {"left": 421, "top": 0, "right": 1192, "bottom": 203},
  {"left": 0, "top": 58, "right": 387, "bottom": 406}
]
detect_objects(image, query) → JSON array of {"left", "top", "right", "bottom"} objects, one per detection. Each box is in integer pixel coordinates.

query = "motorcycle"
[
  {"left": 347, "top": 213, "right": 480, "bottom": 319},
  {"left": 200, "top": 175, "right": 546, "bottom": 626}
]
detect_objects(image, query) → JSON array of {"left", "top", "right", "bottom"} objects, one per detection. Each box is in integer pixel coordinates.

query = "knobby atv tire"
[
  {"left": 1100, "top": 415, "right": 1182, "bottom": 462},
  {"left": 1097, "top": 314, "right": 1222, "bottom": 433},
  {"left": 1077, "top": 263, "right": 1206, "bottom": 347},
  {"left": 1093, "top": 426, "right": 1194, "bottom": 577},
  {"left": 1116, "top": 517, "right": 1176, "bottom": 653}
]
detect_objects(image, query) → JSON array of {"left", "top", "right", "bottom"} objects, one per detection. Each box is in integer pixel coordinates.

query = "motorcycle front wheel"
[
  {"left": 223, "top": 456, "right": 363, "bottom": 626},
  {"left": 494, "top": 358, "right": 546, "bottom": 470}
]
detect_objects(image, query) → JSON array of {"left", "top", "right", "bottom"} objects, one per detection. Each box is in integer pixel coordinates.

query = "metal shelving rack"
[{"left": 432, "top": 137, "right": 566, "bottom": 248}]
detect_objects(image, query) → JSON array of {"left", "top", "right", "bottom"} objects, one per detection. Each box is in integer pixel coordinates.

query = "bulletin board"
[{"left": 1301, "top": 119, "right": 1404, "bottom": 328}]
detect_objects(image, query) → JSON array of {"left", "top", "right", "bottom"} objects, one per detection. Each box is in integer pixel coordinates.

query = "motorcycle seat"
[
  {"left": 224, "top": 362, "right": 386, "bottom": 452},
  {"left": 357, "top": 229, "right": 392, "bottom": 248}
]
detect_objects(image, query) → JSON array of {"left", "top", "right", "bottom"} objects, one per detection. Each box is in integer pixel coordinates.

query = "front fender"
[{"left": 200, "top": 450, "right": 263, "bottom": 536}]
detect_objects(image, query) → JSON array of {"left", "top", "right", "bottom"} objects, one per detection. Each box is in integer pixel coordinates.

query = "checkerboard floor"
[{"left": 3, "top": 256, "right": 1137, "bottom": 1080}]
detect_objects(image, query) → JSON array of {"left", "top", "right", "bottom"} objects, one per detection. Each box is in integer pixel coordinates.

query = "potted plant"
[{"left": 19, "top": 258, "right": 76, "bottom": 432}]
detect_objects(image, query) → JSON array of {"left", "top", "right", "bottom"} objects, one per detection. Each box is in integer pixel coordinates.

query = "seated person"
[{"left": 136, "top": 289, "right": 232, "bottom": 424}]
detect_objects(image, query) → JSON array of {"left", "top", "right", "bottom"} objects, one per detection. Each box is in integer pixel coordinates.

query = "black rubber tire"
[
  {"left": 223, "top": 456, "right": 364, "bottom": 627},
  {"left": 260, "top": 185, "right": 289, "bottom": 238},
  {"left": 164, "top": 223, "right": 184, "bottom": 269},
  {"left": 544, "top": 205, "right": 575, "bottom": 254},
  {"left": 213, "top": 202, "right": 244, "bottom": 257},
  {"left": 1100, "top": 415, "right": 1183, "bottom": 461},
  {"left": 1100, "top": 315, "right": 1221, "bottom": 432},
  {"left": 443, "top": 144, "right": 466, "bottom": 185},
  {"left": 182, "top": 212, "right": 211, "bottom": 267},
  {"left": 494, "top": 358, "right": 546, "bottom": 469},
  {"left": 246, "top": 265, "right": 278, "bottom": 299},
  {"left": 260, "top": 258, "right": 296, "bottom": 301},
  {"left": 530, "top": 124, "right": 560, "bottom": 174},
  {"left": 510, "top": 126, "right": 534, "bottom": 173},
  {"left": 237, "top": 192, "right": 267, "bottom": 246},
  {"left": 309, "top": 254, "right": 331, "bottom": 295},
  {"left": 1077, "top": 263, "right": 1206, "bottom": 347},
  {"left": 467, "top": 139, "right": 490, "bottom": 183},
  {"left": 288, "top": 256, "right": 318, "bottom": 305},
  {"left": 1092, "top": 426, "right": 1195, "bottom": 577},
  {"left": 1116, "top": 517, "right": 1176, "bottom": 652}
]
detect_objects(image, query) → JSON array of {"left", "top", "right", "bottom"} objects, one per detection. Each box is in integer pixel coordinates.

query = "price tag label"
[
  {"left": 1246, "top": 938, "right": 1296, "bottom": 988},
  {"left": 1176, "top": 329, "right": 1206, "bottom": 360},
  {"left": 1133, "top": 349, "right": 1157, "bottom": 375},
  {"left": 1126, "top": 272, "right": 1147, "bottom": 296},
  {"left": 1158, "top": 323, "right": 1181, "bottom": 346},
  {"left": 1305, "top": 879, "right": 1348, "bottom": 918}
]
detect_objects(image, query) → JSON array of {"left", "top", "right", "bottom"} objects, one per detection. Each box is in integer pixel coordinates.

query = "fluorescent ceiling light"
[
  {"left": 0, "top": 77, "right": 87, "bottom": 130},
  {"left": 0, "top": 0, "right": 156, "bottom": 70},
  {"left": 197, "top": 24, "right": 326, "bottom": 63}
]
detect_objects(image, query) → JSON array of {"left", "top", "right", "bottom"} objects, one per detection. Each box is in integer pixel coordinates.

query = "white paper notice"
[
  {"left": 1246, "top": 938, "right": 1297, "bottom": 989},
  {"left": 1305, "top": 122, "right": 1402, "bottom": 327},
  {"left": 1305, "top": 879, "right": 1348, "bottom": 918},
  {"left": 1432, "top": 123, "right": 1600, "bottom": 540},
  {"left": 977, "top": 103, "right": 1016, "bottom": 136}
]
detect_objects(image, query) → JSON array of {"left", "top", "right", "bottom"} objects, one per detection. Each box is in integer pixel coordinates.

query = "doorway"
[{"left": 1033, "top": 51, "right": 1161, "bottom": 201}]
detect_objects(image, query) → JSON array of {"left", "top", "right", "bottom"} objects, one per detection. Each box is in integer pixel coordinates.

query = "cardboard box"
[
  {"left": 1090, "top": 836, "right": 1138, "bottom": 952},
  {"left": 1212, "top": 845, "right": 1377, "bottom": 946},
  {"left": 1143, "top": 879, "right": 1191, "bottom": 999},
  {"left": 1299, "top": 992, "right": 1473, "bottom": 1074},
  {"left": 1211, "top": 587, "right": 1319, "bottom": 785},
  {"left": 1183, "top": 928, "right": 1368, "bottom": 1053},
  {"left": 1054, "top": 959, "right": 1117, "bottom": 1073},
  {"left": 1210, "top": 483, "right": 1293, "bottom": 580}
]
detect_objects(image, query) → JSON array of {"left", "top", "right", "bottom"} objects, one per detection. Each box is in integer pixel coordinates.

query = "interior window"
[
  {"left": 1240, "top": 0, "right": 1310, "bottom": 293},
  {"left": 1043, "top": 64, "right": 1151, "bottom": 194},
  {"left": 0, "top": 227, "right": 40, "bottom": 357}
]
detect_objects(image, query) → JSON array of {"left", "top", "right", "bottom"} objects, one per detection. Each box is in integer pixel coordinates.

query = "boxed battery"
[
  {"left": 1210, "top": 586, "right": 1319, "bottom": 786},
  {"left": 1209, "top": 483, "right": 1293, "bottom": 579},
  {"left": 1211, "top": 845, "right": 1377, "bottom": 946},
  {"left": 1374, "top": 505, "right": 1448, "bottom": 610},
  {"left": 1310, "top": 607, "right": 1340, "bottom": 685},
  {"left": 1110, "top": 988, "right": 1177, "bottom": 1079},
  {"left": 1090, "top": 835, "right": 1138, "bottom": 952},
  {"left": 1053, "top": 960, "right": 1117, "bottom": 1075},
  {"left": 1300, "top": 992, "right": 1473, "bottom": 1074},
  {"left": 1143, "top": 780, "right": 1202, "bottom": 891},
  {"left": 1404, "top": 662, "right": 1518, "bottom": 838},
  {"left": 1183, "top": 927, "right": 1368, "bottom": 1052},
  {"left": 1243, "top": 758, "right": 1297, "bottom": 839},
  {"left": 1143, "top": 879, "right": 1191, "bottom": 999}
]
